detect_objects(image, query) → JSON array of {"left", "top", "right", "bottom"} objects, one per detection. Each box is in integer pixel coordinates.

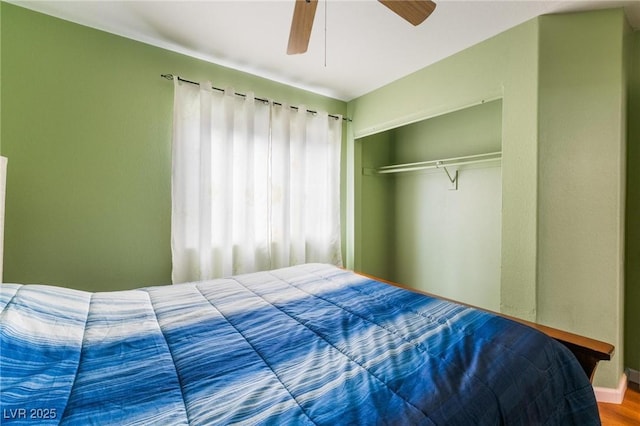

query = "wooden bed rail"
[
  {"left": 354, "top": 271, "right": 614, "bottom": 383},
  {"left": 509, "top": 317, "right": 614, "bottom": 382}
]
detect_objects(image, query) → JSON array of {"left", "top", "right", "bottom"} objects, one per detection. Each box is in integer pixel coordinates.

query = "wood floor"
[{"left": 598, "top": 382, "right": 640, "bottom": 425}]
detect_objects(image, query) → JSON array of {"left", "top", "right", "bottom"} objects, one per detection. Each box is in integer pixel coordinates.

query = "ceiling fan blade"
[
  {"left": 287, "top": 0, "right": 319, "bottom": 55},
  {"left": 378, "top": 0, "right": 436, "bottom": 26}
]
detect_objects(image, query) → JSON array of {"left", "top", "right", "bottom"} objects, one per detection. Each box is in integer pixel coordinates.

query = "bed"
[{"left": 1, "top": 263, "right": 611, "bottom": 425}]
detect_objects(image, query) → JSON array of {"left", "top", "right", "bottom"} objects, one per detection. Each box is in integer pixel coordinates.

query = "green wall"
[
  {"left": 348, "top": 8, "right": 633, "bottom": 388},
  {"left": 354, "top": 131, "right": 395, "bottom": 280},
  {"left": 349, "top": 18, "right": 540, "bottom": 322},
  {"left": 0, "top": 3, "right": 346, "bottom": 291},
  {"left": 356, "top": 100, "right": 503, "bottom": 311},
  {"left": 537, "top": 9, "right": 627, "bottom": 389},
  {"left": 626, "top": 31, "right": 640, "bottom": 372}
]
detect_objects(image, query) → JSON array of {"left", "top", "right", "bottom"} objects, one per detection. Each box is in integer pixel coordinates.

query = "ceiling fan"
[{"left": 287, "top": 0, "right": 437, "bottom": 55}]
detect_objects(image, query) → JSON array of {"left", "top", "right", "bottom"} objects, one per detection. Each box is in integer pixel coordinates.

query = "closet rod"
[
  {"left": 161, "top": 74, "right": 352, "bottom": 122},
  {"left": 376, "top": 151, "right": 501, "bottom": 174}
]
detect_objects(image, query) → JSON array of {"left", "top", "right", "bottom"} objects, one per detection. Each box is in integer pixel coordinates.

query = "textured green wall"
[
  {"left": 349, "top": 18, "right": 540, "bottom": 322},
  {"left": 356, "top": 100, "right": 503, "bottom": 311},
  {"left": 354, "top": 131, "right": 395, "bottom": 280},
  {"left": 626, "top": 31, "right": 640, "bottom": 372},
  {"left": 0, "top": 3, "right": 345, "bottom": 291},
  {"left": 537, "top": 9, "right": 627, "bottom": 389}
]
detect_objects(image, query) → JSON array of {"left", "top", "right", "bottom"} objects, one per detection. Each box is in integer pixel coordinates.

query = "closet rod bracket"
[{"left": 437, "top": 161, "right": 458, "bottom": 191}]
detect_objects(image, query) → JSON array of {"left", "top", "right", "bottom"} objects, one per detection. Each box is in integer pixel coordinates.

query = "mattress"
[{"left": 1, "top": 263, "right": 599, "bottom": 425}]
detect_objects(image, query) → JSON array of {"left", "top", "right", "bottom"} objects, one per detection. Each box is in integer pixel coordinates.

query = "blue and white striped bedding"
[{"left": 1, "top": 263, "right": 599, "bottom": 425}]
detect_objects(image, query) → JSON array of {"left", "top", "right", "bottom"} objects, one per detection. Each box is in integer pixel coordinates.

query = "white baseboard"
[{"left": 594, "top": 373, "right": 627, "bottom": 404}]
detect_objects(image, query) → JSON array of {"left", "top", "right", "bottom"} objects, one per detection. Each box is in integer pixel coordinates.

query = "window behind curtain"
[{"left": 171, "top": 79, "right": 342, "bottom": 283}]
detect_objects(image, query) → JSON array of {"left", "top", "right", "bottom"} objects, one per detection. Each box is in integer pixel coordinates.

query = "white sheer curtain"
[{"left": 171, "top": 78, "right": 342, "bottom": 283}]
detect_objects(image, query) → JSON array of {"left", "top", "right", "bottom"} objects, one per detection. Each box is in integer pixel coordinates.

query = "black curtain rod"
[{"left": 161, "top": 74, "right": 351, "bottom": 122}]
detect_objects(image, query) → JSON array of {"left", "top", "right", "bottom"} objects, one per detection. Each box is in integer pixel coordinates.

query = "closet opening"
[{"left": 355, "top": 99, "right": 503, "bottom": 312}]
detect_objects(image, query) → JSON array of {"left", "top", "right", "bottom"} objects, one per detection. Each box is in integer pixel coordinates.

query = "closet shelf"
[{"left": 375, "top": 151, "right": 502, "bottom": 175}]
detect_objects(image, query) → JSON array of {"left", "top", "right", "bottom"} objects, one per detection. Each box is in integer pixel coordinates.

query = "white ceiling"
[{"left": 9, "top": 0, "right": 640, "bottom": 101}]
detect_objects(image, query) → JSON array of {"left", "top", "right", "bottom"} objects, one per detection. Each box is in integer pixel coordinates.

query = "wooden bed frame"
[{"left": 356, "top": 271, "right": 614, "bottom": 383}]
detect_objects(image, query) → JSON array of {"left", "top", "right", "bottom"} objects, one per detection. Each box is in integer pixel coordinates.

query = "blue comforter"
[{"left": 1, "top": 263, "right": 599, "bottom": 425}]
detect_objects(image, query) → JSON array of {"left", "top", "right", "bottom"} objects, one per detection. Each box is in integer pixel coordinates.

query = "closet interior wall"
[{"left": 356, "top": 99, "right": 503, "bottom": 311}]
